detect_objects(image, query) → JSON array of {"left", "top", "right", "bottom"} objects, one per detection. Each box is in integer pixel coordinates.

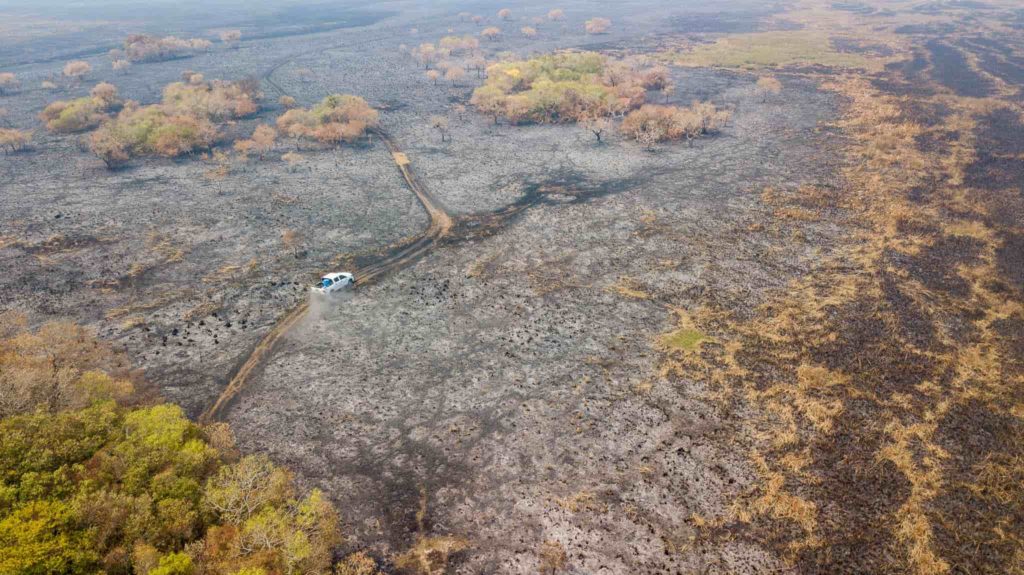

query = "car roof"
[{"left": 322, "top": 272, "right": 353, "bottom": 279}]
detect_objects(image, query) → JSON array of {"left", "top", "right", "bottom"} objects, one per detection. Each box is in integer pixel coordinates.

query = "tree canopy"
[{"left": 0, "top": 314, "right": 362, "bottom": 575}]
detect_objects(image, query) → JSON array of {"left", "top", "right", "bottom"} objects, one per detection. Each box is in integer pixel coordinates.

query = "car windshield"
[{"left": 322, "top": 279, "right": 333, "bottom": 287}]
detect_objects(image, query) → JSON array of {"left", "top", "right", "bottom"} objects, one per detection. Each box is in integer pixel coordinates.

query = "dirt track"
[{"left": 199, "top": 127, "right": 453, "bottom": 423}]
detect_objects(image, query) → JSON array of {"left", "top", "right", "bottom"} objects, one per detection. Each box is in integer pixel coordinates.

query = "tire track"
[{"left": 199, "top": 45, "right": 454, "bottom": 424}]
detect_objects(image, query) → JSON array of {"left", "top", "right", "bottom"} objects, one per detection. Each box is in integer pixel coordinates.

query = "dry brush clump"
[
  {"left": 219, "top": 29, "right": 242, "bottom": 47},
  {"left": 620, "top": 102, "right": 730, "bottom": 148},
  {"left": 122, "top": 34, "right": 212, "bottom": 63},
  {"left": 584, "top": 17, "right": 611, "bottom": 34},
  {"left": 39, "top": 82, "right": 122, "bottom": 133},
  {"left": 89, "top": 77, "right": 259, "bottom": 167},
  {"left": 469, "top": 52, "right": 669, "bottom": 125},
  {"left": 62, "top": 60, "right": 92, "bottom": 83},
  {"left": 0, "top": 128, "right": 31, "bottom": 153},
  {"left": 275, "top": 93, "right": 378, "bottom": 147},
  {"left": 0, "top": 72, "right": 20, "bottom": 94},
  {"left": 756, "top": 76, "right": 783, "bottom": 102},
  {"left": 234, "top": 124, "right": 277, "bottom": 160}
]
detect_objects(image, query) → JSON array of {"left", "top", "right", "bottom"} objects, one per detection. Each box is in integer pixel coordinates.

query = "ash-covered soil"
[{"left": 225, "top": 72, "right": 842, "bottom": 573}]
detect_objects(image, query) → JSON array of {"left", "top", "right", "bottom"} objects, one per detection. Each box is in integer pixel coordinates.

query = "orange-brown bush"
[
  {"left": 0, "top": 72, "right": 19, "bottom": 94},
  {"left": 276, "top": 94, "right": 378, "bottom": 146},
  {"left": 585, "top": 17, "right": 611, "bottom": 34},
  {"left": 0, "top": 128, "right": 31, "bottom": 153},
  {"left": 219, "top": 29, "right": 242, "bottom": 47},
  {"left": 620, "top": 102, "right": 728, "bottom": 146},
  {"left": 62, "top": 60, "right": 92, "bottom": 80}
]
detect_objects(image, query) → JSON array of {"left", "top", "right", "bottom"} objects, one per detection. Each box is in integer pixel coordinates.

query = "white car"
[{"left": 312, "top": 272, "right": 355, "bottom": 294}]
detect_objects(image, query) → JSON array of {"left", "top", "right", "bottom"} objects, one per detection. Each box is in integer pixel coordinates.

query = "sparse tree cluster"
[
  {"left": 39, "top": 82, "right": 122, "bottom": 133},
  {"left": 161, "top": 77, "right": 259, "bottom": 120},
  {"left": 585, "top": 17, "right": 612, "bottom": 34},
  {"left": 219, "top": 29, "right": 242, "bottom": 48},
  {"left": 469, "top": 52, "right": 667, "bottom": 125},
  {"left": 122, "top": 34, "right": 212, "bottom": 63},
  {"left": 0, "top": 72, "right": 20, "bottom": 95},
  {"left": 620, "top": 102, "right": 729, "bottom": 148},
  {"left": 88, "top": 77, "right": 259, "bottom": 167},
  {"left": 276, "top": 94, "right": 379, "bottom": 146},
  {"left": 412, "top": 37, "right": 481, "bottom": 89},
  {"left": 437, "top": 35, "right": 480, "bottom": 55}
]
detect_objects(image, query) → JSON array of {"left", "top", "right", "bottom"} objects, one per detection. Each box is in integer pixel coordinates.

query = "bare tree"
[
  {"left": 498, "top": 8, "right": 512, "bottom": 20},
  {"left": 548, "top": 9, "right": 565, "bottom": 21},
  {"left": 521, "top": 26, "right": 538, "bottom": 38},
  {"left": 481, "top": 27, "right": 502, "bottom": 40},
  {"left": 426, "top": 69, "right": 441, "bottom": 85},
  {"left": 581, "top": 115, "right": 612, "bottom": 143},
  {"left": 755, "top": 76, "right": 782, "bottom": 103},
  {"left": 280, "top": 229, "right": 302, "bottom": 257},
  {"left": 430, "top": 116, "right": 450, "bottom": 142},
  {"left": 445, "top": 66, "right": 466, "bottom": 86}
]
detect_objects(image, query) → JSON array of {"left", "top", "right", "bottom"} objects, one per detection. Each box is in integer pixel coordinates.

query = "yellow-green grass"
[{"left": 666, "top": 31, "right": 885, "bottom": 71}]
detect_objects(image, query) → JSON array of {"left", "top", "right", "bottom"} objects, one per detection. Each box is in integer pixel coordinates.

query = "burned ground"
[{"left": 2, "top": 0, "right": 1024, "bottom": 573}]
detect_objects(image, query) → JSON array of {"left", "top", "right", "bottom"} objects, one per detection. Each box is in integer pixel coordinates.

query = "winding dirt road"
[
  {"left": 197, "top": 30, "right": 467, "bottom": 424},
  {"left": 200, "top": 33, "right": 582, "bottom": 424},
  {"left": 198, "top": 128, "right": 453, "bottom": 424}
]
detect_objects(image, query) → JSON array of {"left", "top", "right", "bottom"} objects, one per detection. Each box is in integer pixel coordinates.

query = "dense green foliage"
[
  {"left": 39, "top": 83, "right": 121, "bottom": 134},
  {"left": 0, "top": 316, "right": 362, "bottom": 575},
  {"left": 470, "top": 52, "right": 658, "bottom": 124}
]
